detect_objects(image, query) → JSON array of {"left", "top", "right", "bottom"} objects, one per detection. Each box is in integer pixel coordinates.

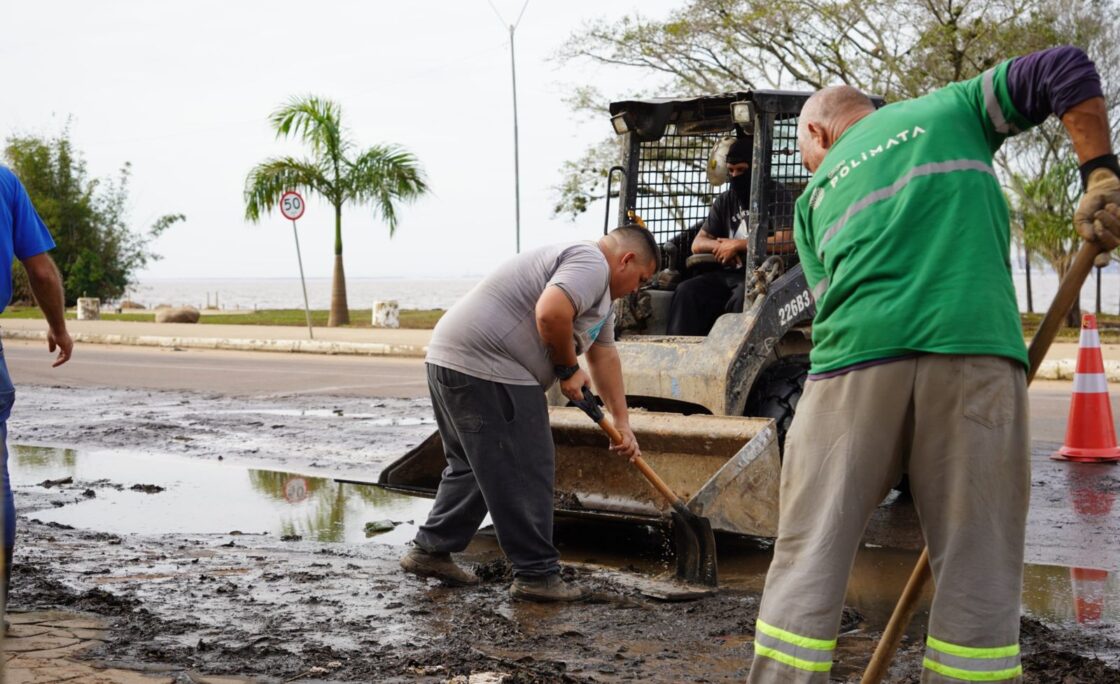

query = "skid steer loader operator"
[
  {"left": 748, "top": 46, "right": 1120, "bottom": 683},
  {"left": 666, "top": 136, "right": 795, "bottom": 336},
  {"left": 400, "top": 225, "right": 658, "bottom": 603}
]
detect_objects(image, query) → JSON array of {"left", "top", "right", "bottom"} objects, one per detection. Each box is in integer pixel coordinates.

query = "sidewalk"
[
  {"left": 0, "top": 318, "right": 432, "bottom": 358},
  {"left": 0, "top": 318, "right": 1113, "bottom": 380}
]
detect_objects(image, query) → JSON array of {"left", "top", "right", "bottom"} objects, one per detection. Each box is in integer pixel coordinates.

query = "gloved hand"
[{"left": 1074, "top": 168, "right": 1120, "bottom": 251}]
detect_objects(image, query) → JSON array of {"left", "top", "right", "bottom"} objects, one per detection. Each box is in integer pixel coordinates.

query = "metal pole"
[
  {"left": 510, "top": 24, "right": 521, "bottom": 254},
  {"left": 291, "top": 219, "right": 314, "bottom": 340}
]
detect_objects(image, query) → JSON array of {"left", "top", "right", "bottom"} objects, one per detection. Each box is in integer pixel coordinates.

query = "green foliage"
[
  {"left": 1011, "top": 157, "right": 1081, "bottom": 279},
  {"left": 559, "top": 0, "right": 1083, "bottom": 102},
  {"left": 243, "top": 95, "right": 429, "bottom": 244},
  {"left": 244, "top": 95, "right": 429, "bottom": 326},
  {"left": 555, "top": 0, "right": 1120, "bottom": 231},
  {"left": 10, "top": 260, "right": 31, "bottom": 305},
  {"left": 3, "top": 129, "right": 183, "bottom": 305}
]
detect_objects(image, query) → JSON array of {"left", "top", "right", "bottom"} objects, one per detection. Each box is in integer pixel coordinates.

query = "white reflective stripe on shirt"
[
  {"left": 817, "top": 160, "right": 998, "bottom": 260},
  {"left": 1074, "top": 373, "right": 1109, "bottom": 394},
  {"left": 812, "top": 277, "right": 829, "bottom": 302},
  {"left": 982, "top": 68, "right": 1020, "bottom": 135}
]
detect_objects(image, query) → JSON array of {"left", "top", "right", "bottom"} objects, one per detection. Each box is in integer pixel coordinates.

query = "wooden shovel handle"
[
  {"left": 860, "top": 548, "right": 932, "bottom": 683},
  {"left": 1027, "top": 240, "right": 1101, "bottom": 382},
  {"left": 595, "top": 417, "right": 684, "bottom": 507},
  {"left": 862, "top": 238, "right": 1104, "bottom": 684}
]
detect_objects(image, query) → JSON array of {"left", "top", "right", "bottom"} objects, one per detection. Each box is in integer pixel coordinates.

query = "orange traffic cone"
[
  {"left": 1069, "top": 567, "right": 1109, "bottom": 624},
  {"left": 1054, "top": 314, "right": 1120, "bottom": 463}
]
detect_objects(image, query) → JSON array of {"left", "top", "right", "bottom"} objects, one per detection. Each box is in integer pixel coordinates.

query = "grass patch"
[
  {"left": 0, "top": 307, "right": 446, "bottom": 330},
  {"left": 9, "top": 305, "right": 1118, "bottom": 340},
  {"left": 1021, "top": 312, "right": 1120, "bottom": 343}
]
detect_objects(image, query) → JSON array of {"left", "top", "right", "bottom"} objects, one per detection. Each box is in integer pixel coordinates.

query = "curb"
[
  {"left": 4, "top": 328, "right": 1110, "bottom": 377},
  {"left": 1035, "top": 358, "right": 1120, "bottom": 381},
  {"left": 2, "top": 329, "right": 428, "bottom": 359}
]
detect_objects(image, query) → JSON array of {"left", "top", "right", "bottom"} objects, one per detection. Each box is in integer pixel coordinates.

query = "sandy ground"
[{"left": 5, "top": 384, "right": 1120, "bottom": 682}]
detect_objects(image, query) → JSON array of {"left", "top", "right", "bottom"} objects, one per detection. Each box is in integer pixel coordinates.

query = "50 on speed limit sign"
[{"left": 280, "top": 190, "right": 306, "bottom": 221}]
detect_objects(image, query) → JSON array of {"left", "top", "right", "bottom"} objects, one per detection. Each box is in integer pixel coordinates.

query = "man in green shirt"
[{"left": 748, "top": 46, "right": 1120, "bottom": 683}]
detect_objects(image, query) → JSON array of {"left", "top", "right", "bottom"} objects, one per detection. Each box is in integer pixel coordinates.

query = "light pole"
[{"left": 488, "top": 0, "right": 530, "bottom": 253}]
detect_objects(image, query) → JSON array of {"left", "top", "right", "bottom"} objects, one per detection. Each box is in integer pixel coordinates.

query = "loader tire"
[{"left": 744, "top": 358, "right": 809, "bottom": 458}]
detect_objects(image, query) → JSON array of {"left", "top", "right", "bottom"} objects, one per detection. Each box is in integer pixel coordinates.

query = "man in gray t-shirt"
[{"left": 401, "top": 225, "right": 659, "bottom": 602}]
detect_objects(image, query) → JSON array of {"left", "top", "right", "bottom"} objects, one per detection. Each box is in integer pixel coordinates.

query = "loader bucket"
[{"left": 377, "top": 408, "right": 781, "bottom": 538}]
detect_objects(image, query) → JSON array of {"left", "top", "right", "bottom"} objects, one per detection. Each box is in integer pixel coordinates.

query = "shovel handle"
[
  {"left": 595, "top": 417, "right": 685, "bottom": 507},
  {"left": 1027, "top": 240, "right": 1102, "bottom": 382},
  {"left": 860, "top": 548, "right": 932, "bottom": 683},
  {"left": 862, "top": 238, "right": 1105, "bottom": 684}
]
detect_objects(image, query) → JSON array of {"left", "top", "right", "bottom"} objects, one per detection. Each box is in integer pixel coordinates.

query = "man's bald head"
[{"left": 797, "top": 85, "right": 876, "bottom": 172}]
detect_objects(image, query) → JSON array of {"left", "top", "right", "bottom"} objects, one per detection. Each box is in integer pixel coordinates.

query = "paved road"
[
  {"left": 5, "top": 339, "right": 1112, "bottom": 443},
  {"left": 2, "top": 338, "right": 429, "bottom": 399}
]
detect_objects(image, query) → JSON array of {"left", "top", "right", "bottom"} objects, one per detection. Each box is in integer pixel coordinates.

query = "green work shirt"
[{"left": 794, "top": 60, "right": 1033, "bottom": 374}]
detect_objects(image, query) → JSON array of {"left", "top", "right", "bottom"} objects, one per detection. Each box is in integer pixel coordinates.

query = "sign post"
[{"left": 280, "top": 190, "right": 314, "bottom": 340}]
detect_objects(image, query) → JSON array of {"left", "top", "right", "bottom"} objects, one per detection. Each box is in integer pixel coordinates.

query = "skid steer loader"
[{"left": 379, "top": 91, "right": 830, "bottom": 539}]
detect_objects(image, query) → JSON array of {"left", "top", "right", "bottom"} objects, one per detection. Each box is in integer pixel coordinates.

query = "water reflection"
[
  {"left": 13, "top": 444, "right": 77, "bottom": 470},
  {"left": 1062, "top": 462, "right": 1116, "bottom": 626},
  {"left": 9, "top": 445, "right": 431, "bottom": 545},
  {"left": 245, "top": 470, "right": 413, "bottom": 543}
]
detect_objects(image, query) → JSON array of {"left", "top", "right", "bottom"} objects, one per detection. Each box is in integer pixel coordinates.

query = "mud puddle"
[
  {"left": 11, "top": 443, "right": 1120, "bottom": 680},
  {"left": 9, "top": 445, "right": 433, "bottom": 545},
  {"left": 6, "top": 384, "right": 1120, "bottom": 681}
]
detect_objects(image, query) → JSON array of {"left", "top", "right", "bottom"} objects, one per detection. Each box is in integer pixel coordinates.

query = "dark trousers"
[
  {"left": 414, "top": 364, "right": 560, "bottom": 577},
  {"left": 0, "top": 342, "right": 14, "bottom": 610},
  {"left": 665, "top": 269, "right": 746, "bottom": 336}
]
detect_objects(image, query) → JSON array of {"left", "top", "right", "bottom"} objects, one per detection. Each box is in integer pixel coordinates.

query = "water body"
[
  {"left": 124, "top": 276, "right": 482, "bottom": 311},
  {"left": 127, "top": 271, "right": 1120, "bottom": 314}
]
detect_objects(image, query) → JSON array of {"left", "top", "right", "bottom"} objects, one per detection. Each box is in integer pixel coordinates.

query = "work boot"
[
  {"left": 509, "top": 573, "right": 585, "bottom": 602},
  {"left": 399, "top": 547, "right": 479, "bottom": 586}
]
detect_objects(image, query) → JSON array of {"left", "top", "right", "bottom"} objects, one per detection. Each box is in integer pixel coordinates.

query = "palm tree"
[{"left": 244, "top": 95, "right": 429, "bottom": 326}]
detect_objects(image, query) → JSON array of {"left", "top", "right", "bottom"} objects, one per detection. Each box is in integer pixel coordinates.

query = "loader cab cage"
[{"left": 609, "top": 91, "right": 815, "bottom": 272}]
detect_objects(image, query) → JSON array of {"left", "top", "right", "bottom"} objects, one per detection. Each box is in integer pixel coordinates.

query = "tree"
[
  {"left": 244, "top": 96, "right": 429, "bottom": 326},
  {"left": 999, "top": 2, "right": 1120, "bottom": 320},
  {"left": 554, "top": 0, "right": 1117, "bottom": 220},
  {"left": 4, "top": 129, "right": 183, "bottom": 305}
]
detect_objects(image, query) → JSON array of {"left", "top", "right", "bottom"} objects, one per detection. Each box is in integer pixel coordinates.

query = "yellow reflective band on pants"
[
  {"left": 753, "top": 619, "right": 834, "bottom": 674},
  {"left": 924, "top": 635, "right": 1022, "bottom": 681}
]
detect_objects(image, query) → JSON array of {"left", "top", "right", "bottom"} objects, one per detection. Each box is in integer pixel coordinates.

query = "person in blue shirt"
[{"left": 0, "top": 166, "right": 73, "bottom": 629}]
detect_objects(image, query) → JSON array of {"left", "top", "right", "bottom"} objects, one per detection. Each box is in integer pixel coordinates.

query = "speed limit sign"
[
  {"left": 280, "top": 190, "right": 306, "bottom": 221},
  {"left": 280, "top": 189, "right": 313, "bottom": 339}
]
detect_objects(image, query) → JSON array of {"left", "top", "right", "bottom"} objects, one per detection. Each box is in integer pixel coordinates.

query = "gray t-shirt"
[{"left": 426, "top": 241, "right": 615, "bottom": 388}]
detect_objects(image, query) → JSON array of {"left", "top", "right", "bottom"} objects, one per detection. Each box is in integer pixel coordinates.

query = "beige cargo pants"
[{"left": 747, "top": 354, "right": 1029, "bottom": 683}]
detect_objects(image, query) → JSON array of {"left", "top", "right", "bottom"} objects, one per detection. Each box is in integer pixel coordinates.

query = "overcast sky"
[{"left": 3, "top": 0, "right": 680, "bottom": 280}]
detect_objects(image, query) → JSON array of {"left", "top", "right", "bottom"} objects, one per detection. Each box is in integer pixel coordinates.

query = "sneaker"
[
  {"left": 399, "top": 548, "right": 479, "bottom": 586},
  {"left": 509, "top": 573, "right": 586, "bottom": 602}
]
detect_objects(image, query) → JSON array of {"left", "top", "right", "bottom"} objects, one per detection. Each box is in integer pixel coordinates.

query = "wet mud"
[{"left": 6, "top": 384, "right": 1120, "bottom": 682}]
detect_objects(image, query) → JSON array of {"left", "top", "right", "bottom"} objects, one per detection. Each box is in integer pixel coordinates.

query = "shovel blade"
[{"left": 671, "top": 507, "right": 719, "bottom": 587}]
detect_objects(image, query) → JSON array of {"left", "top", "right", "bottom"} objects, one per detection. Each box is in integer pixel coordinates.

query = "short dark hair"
[{"left": 611, "top": 224, "right": 661, "bottom": 269}]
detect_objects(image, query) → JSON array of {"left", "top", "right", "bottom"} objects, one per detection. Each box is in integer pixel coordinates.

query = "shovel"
[
  {"left": 861, "top": 239, "right": 1104, "bottom": 683},
  {"left": 573, "top": 387, "right": 720, "bottom": 587}
]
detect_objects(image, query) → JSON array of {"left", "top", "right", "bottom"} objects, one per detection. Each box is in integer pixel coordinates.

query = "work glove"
[{"left": 1074, "top": 168, "right": 1120, "bottom": 251}]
